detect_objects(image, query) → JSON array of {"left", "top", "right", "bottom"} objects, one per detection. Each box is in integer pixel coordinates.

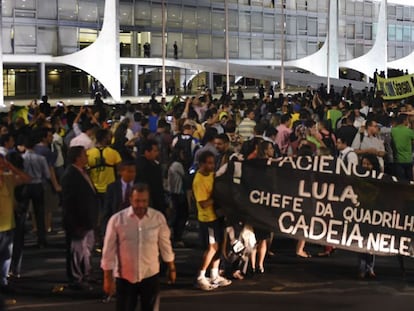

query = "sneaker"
[
  {"left": 210, "top": 275, "right": 232, "bottom": 287},
  {"left": 196, "top": 277, "right": 218, "bottom": 291}
]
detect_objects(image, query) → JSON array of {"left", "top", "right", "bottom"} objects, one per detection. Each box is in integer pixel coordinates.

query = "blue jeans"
[{"left": 0, "top": 230, "right": 14, "bottom": 286}]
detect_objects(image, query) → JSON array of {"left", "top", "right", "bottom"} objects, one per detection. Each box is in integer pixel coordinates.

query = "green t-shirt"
[
  {"left": 391, "top": 125, "right": 414, "bottom": 163},
  {"left": 326, "top": 109, "right": 342, "bottom": 131}
]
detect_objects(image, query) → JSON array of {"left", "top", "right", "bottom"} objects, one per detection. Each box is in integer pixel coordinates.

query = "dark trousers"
[
  {"left": 116, "top": 275, "right": 160, "bottom": 311},
  {"left": 25, "top": 183, "right": 46, "bottom": 246},
  {"left": 0, "top": 230, "right": 14, "bottom": 286},
  {"left": 65, "top": 230, "right": 94, "bottom": 284},
  {"left": 170, "top": 193, "right": 188, "bottom": 242},
  {"left": 11, "top": 200, "right": 27, "bottom": 275},
  {"left": 393, "top": 163, "right": 413, "bottom": 181}
]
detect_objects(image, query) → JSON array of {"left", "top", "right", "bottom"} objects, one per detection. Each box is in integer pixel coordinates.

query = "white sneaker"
[
  {"left": 210, "top": 275, "right": 232, "bottom": 287},
  {"left": 196, "top": 277, "right": 218, "bottom": 291}
]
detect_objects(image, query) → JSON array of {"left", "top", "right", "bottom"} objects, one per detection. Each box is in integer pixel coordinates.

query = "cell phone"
[
  {"left": 57, "top": 101, "right": 64, "bottom": 107},
  {"left": 166, "top": 116, "right": 173, "bottom": 123}
]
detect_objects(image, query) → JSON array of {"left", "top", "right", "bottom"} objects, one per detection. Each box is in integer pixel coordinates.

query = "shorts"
[{"left": 199, "top": 219, "right": 224, "bottom": 249}]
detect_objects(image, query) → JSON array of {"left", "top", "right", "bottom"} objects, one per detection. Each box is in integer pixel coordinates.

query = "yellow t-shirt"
[
  {"left": 87, "top": 147, "right": 122, "bottom": 193},
  {"left": 0, "top": 173, "right": 16, "bottom": 232},
  {"left": 192, "top": 171, "right": 217, "bottom": 223}
]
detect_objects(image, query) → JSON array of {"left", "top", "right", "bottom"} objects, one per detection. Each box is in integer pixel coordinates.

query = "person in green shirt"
[
  {"left": 326, "top": 101, "right": 343, "bottom": 132},
  {"left": 391, "top": 114, "right": 414, "bottom": 181}
]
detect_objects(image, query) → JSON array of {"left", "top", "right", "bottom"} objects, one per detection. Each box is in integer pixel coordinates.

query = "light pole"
[
  {"left": 280, "top": 0, "right": 286, "bottom": 94},
  {"left": 161, "top": 0, "right": 166, "bottom": 98},
  {"left": 225, "top": 0, "right": 230, "bottom": 95}
]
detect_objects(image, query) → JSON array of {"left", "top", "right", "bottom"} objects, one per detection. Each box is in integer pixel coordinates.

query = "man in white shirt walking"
[{"left": 101, "top": 183, "right": 176, "bottom": 311}]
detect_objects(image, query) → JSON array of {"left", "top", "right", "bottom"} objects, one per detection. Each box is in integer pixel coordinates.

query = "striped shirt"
[{"left": 237, "top": 118, "right": 256, "bottom": 141}]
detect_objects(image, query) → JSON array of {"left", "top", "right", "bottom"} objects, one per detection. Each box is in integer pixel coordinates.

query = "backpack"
[
  {"left": 173, "top": 134, "right": 198, "bottom": 171},
  {"left": 88, "top": 147, "right": 114, "bottom": 172}
]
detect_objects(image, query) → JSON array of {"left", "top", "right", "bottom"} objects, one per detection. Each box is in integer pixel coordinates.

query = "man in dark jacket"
[
  {"left": 61, "top": 146, "right": 98, "bottom": 290},
  {"left": 135, "top": 139, "right": 167, "bottom": 215},
  {"left": 102, "top": 161, "right": 136, "bottom": 232}
]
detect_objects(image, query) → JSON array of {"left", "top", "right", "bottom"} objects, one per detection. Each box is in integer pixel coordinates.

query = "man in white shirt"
[
  {"left": 337, "top": 136, "right": 358, "bottom": 168},
  {"left": 101, "top": 183, "right": 176, "bottom": 311}
]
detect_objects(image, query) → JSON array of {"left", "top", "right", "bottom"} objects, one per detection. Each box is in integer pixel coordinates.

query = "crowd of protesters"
[{"left": 1, "top": 82, "right": 414, "bottom": 306}]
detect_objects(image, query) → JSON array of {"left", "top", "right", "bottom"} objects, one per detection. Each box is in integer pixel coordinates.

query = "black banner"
[{"left": 213, "top": 156, "right": 414, "bottom": 257}]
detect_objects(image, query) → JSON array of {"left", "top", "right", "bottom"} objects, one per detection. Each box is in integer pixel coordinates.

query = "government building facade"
[{"left": 1, "top": 0, "right": 414, "bottom": 102}]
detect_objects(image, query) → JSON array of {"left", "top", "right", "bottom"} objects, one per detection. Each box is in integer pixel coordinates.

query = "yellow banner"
[{"left": 376, "top": 74, "right": 414, "bottom": 100}]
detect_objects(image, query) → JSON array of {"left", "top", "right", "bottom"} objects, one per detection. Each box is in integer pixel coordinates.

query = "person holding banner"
[{"left": 357, "top": 154, "right": 380, "bottom": 279}]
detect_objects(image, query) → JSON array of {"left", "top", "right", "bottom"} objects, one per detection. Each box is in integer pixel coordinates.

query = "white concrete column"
[
  {"left": 132, "top": 64, "right": 139, "bottom": 96},
  {"left": 208, "top": 72, "right": 214, "bottom": 91},
  {"left": 39, "top": 62, "right": 46, "bottom": 97}
]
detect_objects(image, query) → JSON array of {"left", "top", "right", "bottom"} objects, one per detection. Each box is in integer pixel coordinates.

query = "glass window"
[
  {"left": 183, "top": 7, "right": 197, "bottom": 30},
  {"left": 285, "top": 0, "right": 296, "bottom": 10},
  {"left": 355, "top": 21, "right": 363, "bottom": 39},
  {"left": 346, "top": 24, "right": 355, "bottom": 40},
  {"left": 229, "top": 36, "right": 238, "bottom": 58},
  {"left": 263, "top": 40, "right": 274, "bottom": 59},
  {"left": 2, "top": 0, "right": 14, "bottom": 17},
  {"left": 388, "top": 45, "right": 396, "bottom": 60},
  {"left": 228, "top": 10, "right": 239, "bottom": 31},
  {"left": 318, "top": 19, "right": 327, "bottom": 37},
  {"left": 135, "top": 2, "right": 151, "bottom": 26},
  {"left": 263, "top": 14, "right": 274, "bottom": 34},
  {"left": 364, "top": 23, "right": 372, "bottom": 40},
  {"left": 197, "top": 8, "right": 211, "bottom": 30},
  {"left": 297, "top": 16, "right": 307, "bottom": 35},
  {"left": 15, "top": 0, "right": 35, "bottom": 10},
  {"left": 355, "top": 43, "right": 363, "bottom": 57},
  {"left": 346, "top": 0, "right": 355, "bottom": 15},
  {"left": 388, "top": 6, "right": 396, "bottom": 19},
  {"left": 308, "top": 17, "right": 317, "bottom": 36},
  {"left": 275, "top": 14, "right": 283, "bottom": 35},
  {"left": 388, "top": 25, "right": 395, "bottom": 41},
  {"left": 151, "top": 5, "right": 162, "bottom": 27},
  {"left": 251, "top": 37, "right": 263, "bottom": 59},
  {"left": 412, "top": 27, "right": 414, "bottom": 42},
  {"left": 239, "top": 38, "right": 251, "bottom": 59},
  {"left": 297, "top": 39, "right": 307, "bottom": 58},
  {"left": 364, "top": 2, "right": 372, "bottom": 17},
  {"left": 355, "top": 2, "right": 363, "bottom": 16},
  {"left": 58, "top": 0, "right": 78, "bottom": 21},
  {"left": 167, "top": 5, "right": 182, "bottom": 28},
  {"left": 345, "top": 43, "right": 354, "bottom": 60},
  {"left": 78, "top": 1, "right": 98, "bottom": 23},
  {"left": 286, "top": 16, "right": 297, "bottom": 35},
  {"left": 37, "top": 27, "right": 57, "bottom": 55},
  {"left": 58, "top": 27, "right": 78, "bottom": 55},
  {"left": 212, "top": 9, "right": 225, "bottom": 31},
  {"left": 2, "top": 27, "right": 13, "bottom": 54},
  {"left": 286, "top": 40, "right": 297, "bottom": 60},
  {"left": 38, "top": 0, "right": 57, "bottom": 19},
  {"left": 150, "top": 34, "right": 163, "bottom": 57},
  {"left": 14, "top": 25, "right": 36, "bottom": 47},
  {"left": 183, "top": 34, "right": 196, "bottom": 58},
  {"left": 251, "top": 12, "right": 263, "bottom": 31},
  {"left": 197, "top": 34, "right": 211, "bottom": 58},
  {"left": 396, "top": 46, "right": 403, "bottom": 58},
  {"left": 317, "top": 0, "right": 328, "bottom": 13},
  {"left": 307, "top": 41, "right": 318, "bottom": 54},
  {"left": 403, "top": 26, "right": 411, "bottom": 41},
  {"left": 396, "top": 25, "right": 403, "bottom": 41},
  {"left": 239, "top": 12, "right": 251, "bottom": 32},
  {"left": 396, "top": 6, "right": 403, "bottom": 21},
  {"left": 120, "top": 3, "right": 133, "bottom": 26},
  {"left": 212, "top": 36, "right": 225, "bottom": 58}
]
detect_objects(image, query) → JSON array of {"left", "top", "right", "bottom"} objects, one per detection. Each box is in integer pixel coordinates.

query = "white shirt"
[
  {"left": 339, "top": 146, "right": 359, "bottom": 167},
  {"left": 101, "top": 206, "right": 174, "bottom": 283},
  {"left": 70, "top": 132, "right": 94, "bottom": 150}
]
